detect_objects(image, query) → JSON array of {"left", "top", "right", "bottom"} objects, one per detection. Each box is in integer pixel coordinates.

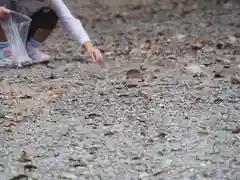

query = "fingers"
[
  {"left": 95, "top": 49, "right": 103, "bottom": 62},
  {"left": 94, "top": 51, "right": 100, "bottom": 62},
  {"left": 1, "top": 7, "right": 9, "bottom": 15},
  {"left": 0, "top": 7, "right": 9, "bottom": 20},
  {"left": 91, "top": 52, "right": 97, "bottom": 63},
  {"left": 3, "top": 7, "right": 9, "bottom": 13},
  {"left": 98, "top": 49, "right": 103, "bottom": 61},
  {"left": 91, "top": 49, "right": 103, "bottom": 63}
]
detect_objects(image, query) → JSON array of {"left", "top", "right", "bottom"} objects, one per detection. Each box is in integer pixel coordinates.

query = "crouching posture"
[{"left": 0, "top": 0, "right": 103, "bottom": 67}]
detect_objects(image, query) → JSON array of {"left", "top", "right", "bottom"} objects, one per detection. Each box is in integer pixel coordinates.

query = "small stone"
[
  {"left": 235, "top": 55, "right": 240, "bottom": 63},
  {"left": 0, "top": 164, "right": 4, "bottom": 172},
  {"left": 213, "top": 67, "right": 224, "bottom": 78},
  {"left": 213, "top": 72, "right": 223, "bottom": 78},
  {"left": 185, "top": 64, "right": 205, "bottom": 76},
  {"left": 158, "top": 104, "right": 166, "bottom": 108},
  {"left": 69, "top": 158, "right": 87, "bottom": 168},
  {"left": 161, "top": 159, "right": 172, "bottom": 168},
  {"left": 174, "top": 33, "right": 186, "bottom": 41},
  {"left": 230, "top": 77, "right": 240, "bottom": 85},
  {"left": 200, "top": 163, "right": 207, "bottom": 167},
  {"left": 19, "top": 151, "right": 34, "bottom": 162},
  {"left": 45, "top": 73, "right": 57, "bottom": 79},
  {"left": 45, "top": 63, "right": 56, "bottom": 69},
  {"left": 24, "top": 164, "right": 37, "bottom": 171},
  {"left": 235, "top": 31, "right": 240, "bottom": 38},
  {"left": 139, "top": 172, "right": 150, "bottom": 179},
  {"left": 213, "top": 97, "right": 224, "bottom": 104},
  {"left": 104, "top": 131, "right": 115, "bottom": 136},
  {"left": 216, "top": 42, "right": 224, "bottom": 49},
  {"left": 228, "top": 35, "right": 237, "bottom": 44},
  {"left": 157, "top": 132, "right": 167, "bottom": 139},
  {"left": 171, "top": 142, "right": 182, "bottom": 151},
  {"left": 60, "top": 172, "right": 77, "bottom": 179},
  {"left": 216, "top": 58, "right": 231, "bottom": 66},
  {"left": 0, "top": 107, "right": 5, "bottom": 118},
  {"left": 231, "top": 127, "right": 240, "bottom": 134},
  {"left": 125, "top": 84, "right": 138, "bottom": 88},
  {"left": 192, "top": 43, "right": 203, "bottom": 50}
]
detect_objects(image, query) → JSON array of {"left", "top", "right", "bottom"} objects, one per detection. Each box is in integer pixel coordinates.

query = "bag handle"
[{"left": 9, "top": 10, "right": 31, "bottom": 23}]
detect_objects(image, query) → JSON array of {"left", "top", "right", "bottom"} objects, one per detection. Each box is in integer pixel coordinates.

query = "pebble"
[
  {"left": 19, "top": 151, "right": 34, "bottom": 162},
  {"left": 191, "top": 43, "right": 203, "bottom": 50},
  {"left": 139, "top": 172, "right": 150, "bottom": 179},
  {"left": 216, "top": 58, "right": 231, "bottom": 66},
  {"left": 174, "top": 33, "right": 186, "bottom": 41},
  {"left": 230, "top": 77, "right": 240, "bottom": 85},
  {"left": 228, "top": 35, "right": 237, "bottom": 44},
  {"left": 213, "top": 66, "right": 224, "bottom": 78},
  {"left": 0, "top": 164, "right": 4, "bottom": 172},
  {"left": 235, "top": 31, "right": 240, "bottom": 38},
  {"left": 158, "top": 103, "right": 166, "bottom": 108},
  {"left": 185, "top": 64, "right": 205, "bottom": 76},
  {"left": 60, "top": 172, "right": 77, "bottom": 179},
  {"left": 0, "top": 107, "right": 5, "bottom": 118}
]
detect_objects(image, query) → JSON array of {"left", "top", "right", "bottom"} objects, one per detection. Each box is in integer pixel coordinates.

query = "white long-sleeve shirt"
[{"left": 12, "top": 0, "right": 91, "bottom": 45}]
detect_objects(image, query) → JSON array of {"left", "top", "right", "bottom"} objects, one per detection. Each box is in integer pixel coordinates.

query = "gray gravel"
[{"left": 0, "top": 0, "right": 240, "bottom": 179}]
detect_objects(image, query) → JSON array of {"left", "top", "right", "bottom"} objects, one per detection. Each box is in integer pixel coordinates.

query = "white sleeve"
[{"left": 49, "top": 0, "right": 91, "bottom": 45}]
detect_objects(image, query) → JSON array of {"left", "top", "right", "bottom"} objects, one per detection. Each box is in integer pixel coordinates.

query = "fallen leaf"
[
  {"left": 126, "top": 69, "right": 142, "bottom": 79},
  {"left": 104, "top": 131, "right": 115, "bottom": 136},
  {"left": 9, "top": 174, "right": 28, "bottom": 180},
  {"left": 153, "top": 168, "right": 170, "bottom": 176},
  {"left": 19, "top": 95, "right": 32, "bottom": 99},
  {"left": 24, "top": 164, "right": 37, "bottom": 171},
  {"left": 85, "top": 113, "right": 101, "bottom": 119},
  {"left": 192, "top": 36, "right": 212, "bottom": 43},
  {"left": 125, "top": 84, "right": 138, "bottom": 88}
]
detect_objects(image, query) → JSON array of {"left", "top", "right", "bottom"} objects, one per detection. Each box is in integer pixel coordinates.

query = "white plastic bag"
[{"left": 1, "top": 10, "right": 32, "bottom": 68}]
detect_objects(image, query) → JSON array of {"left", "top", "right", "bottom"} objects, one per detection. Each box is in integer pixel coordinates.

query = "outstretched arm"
[{"left": 49, "top": 0, "right": 102, "bottom": 62}]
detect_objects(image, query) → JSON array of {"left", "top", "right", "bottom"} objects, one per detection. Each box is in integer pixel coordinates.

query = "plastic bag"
[{"left": 0, "top": 10, "right": 32, "bottom": 68}]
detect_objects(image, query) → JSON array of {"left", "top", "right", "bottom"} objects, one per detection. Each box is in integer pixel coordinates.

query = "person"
[{"left": 0, "top": 0, "right": 103, "bottom": 67}]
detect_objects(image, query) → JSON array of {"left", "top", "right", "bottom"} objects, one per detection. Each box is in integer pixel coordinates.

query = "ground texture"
[{"left": 0, "top": 0, "right": 240, "bottom": 179}]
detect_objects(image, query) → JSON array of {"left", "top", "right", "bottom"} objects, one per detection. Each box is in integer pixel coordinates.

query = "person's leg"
[
  {"left": 0, "top": 0, "right": 15, "bottom": 67},
  {"left": 0, "top": 26, "right": 11, "bottom": 67},
  {"left": 26, "top": 7, "right": 58, "bottom": 63},
  {"left": 0, "top": 26, "right": 7, "bottom": 42}
]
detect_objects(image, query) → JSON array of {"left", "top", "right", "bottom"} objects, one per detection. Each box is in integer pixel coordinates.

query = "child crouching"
[{"left": 0, "top": 0, "right": 103, "bottom": 67}]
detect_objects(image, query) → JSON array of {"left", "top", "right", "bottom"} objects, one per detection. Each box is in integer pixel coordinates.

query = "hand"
[
  {"left": 0, "top": 7, "right": 9, "bottom": 20},
  {"left": 83, "top": 41, "right": 103, "bottom": 63}
]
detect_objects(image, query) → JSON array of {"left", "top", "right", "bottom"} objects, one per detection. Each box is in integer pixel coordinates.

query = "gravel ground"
[{"left": 0, "top": 0, "right": 240, "bottom": 179}]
